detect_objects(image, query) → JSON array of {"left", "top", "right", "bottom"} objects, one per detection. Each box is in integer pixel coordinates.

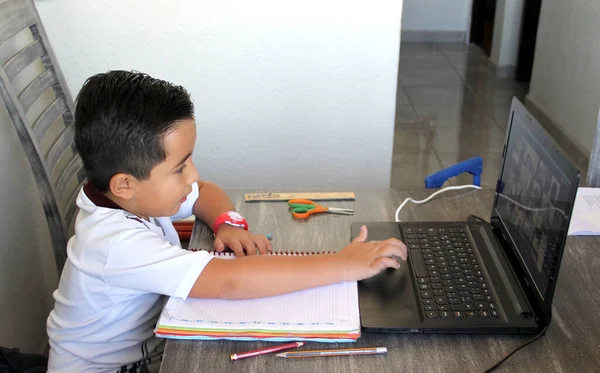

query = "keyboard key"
[
  {"left": 443, "top": 279, "right": 453, "bottom": 286},
  {"left": 409, "top": 244, "right": 421, "bottom": 250},
  {"left": 431, "top": 283, "right": 443, "bottom": 289},
  {"left": 426, "top": 311, "right": 437, "bottom": 318},
  {"left": 430, "top": 277, "right": 441, "bottom": 283},
  {"left": 458, "top": 291, "right": 470, "bottom": 297},
  {"left": 404, "top": 228, "right": 415, "bottom": 234},
  {"left": 445, "top": 286, "right": 457, "bottom": 292},
  {"left": 450, "top": 304, "right": 465, "bottom": 311},
  {"left": 423, "top": 299, "right": 434, "bottom": 305},
  {"left": 435, "top": 297, "right": 447, "bottom": 304},
  {"left": 473, "top": 295, "right": 485, "bottom": 301},
  {"left": 426, "top": 265, "right": 437, "bottom": 271},
  {"left": 465, "top": 311, "right": 476, "bottom": 318},
  {"left": 439, "top": 311, "right": 450, "bottom": 318},
  {"left": 424, "top": 305, "right": 436, "bottom": 311},
  {"left": 417, "top": 278, "right": 428, "bottom": 284},
  {"left": 464, "top": 303, "right": 475, "bottom": 311},
  {"left": 407, "top": 238, "right": 419, "bottom": 244},
  {"left": 479, "top": 311, "right": 490, "bottom": 317},
  {"left": 447, "top": 293, "right": 458, "bottom": 299},
  {"left": 485, "top": 296, "right": 493, "bottom": 302},
  {"left": 437, "top": 304, "right": 449, "bottom": 311},
  {"left": 452, "top": 311, "right": 463, "bottom": 318},
  {"left": 433, "top": 290, "right": 444, "bottom": 296},
  {"left": 489, "top": 303, "right": 496, "bottom": 310},
  {"left": 417, "top": 228, "right": 427, "bottom": 234},
  {"left": 490, "top": 310, "right": 499, "bottom": 317},
  {"left": 460, "top": 296, "right": 472, "bottom": 302},
  {"left": 476, "top": 302, "right": 489, "bottom": 310},
  {"left": 421, "top": 291, "right": 432, "bottom": 299},
  {"left": 441, "top": 274, "right": 452, "bottom": 280},
  {"left": 419, "top": 284, "right": 430, "bottom": 290},
  {"left": 448, "top": 299, "right": 461, "bottom": 305}
]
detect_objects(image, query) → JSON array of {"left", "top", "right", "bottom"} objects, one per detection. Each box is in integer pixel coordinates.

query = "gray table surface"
[{"left": 159, "top": 189, "right": 600, "bottom": 373}]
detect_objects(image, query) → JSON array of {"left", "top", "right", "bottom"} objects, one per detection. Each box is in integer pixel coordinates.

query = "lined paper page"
[{"left": 160, "top": 250, "right": 359, "bottom": 333}]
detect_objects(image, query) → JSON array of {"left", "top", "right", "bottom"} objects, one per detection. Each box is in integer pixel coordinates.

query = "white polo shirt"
[{"left": 46, "top": 182, "right": 213, "bottom": 372}]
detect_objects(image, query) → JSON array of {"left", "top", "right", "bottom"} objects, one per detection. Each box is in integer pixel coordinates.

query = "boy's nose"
[{"left": 188, "top": 162, "right": 201, "bottom": 184}]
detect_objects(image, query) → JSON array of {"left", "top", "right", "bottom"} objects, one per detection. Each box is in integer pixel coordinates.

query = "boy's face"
[{"left": 130, "top": 119, "right": 200, "bottom": 218}]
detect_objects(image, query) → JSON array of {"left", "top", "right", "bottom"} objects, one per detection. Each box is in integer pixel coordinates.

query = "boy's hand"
[
  {"left": 336, "top": 225, "right": 408, "bottom": 281},
  {"left": 213, "top": 224, "right": 272, "bottom": 256}
]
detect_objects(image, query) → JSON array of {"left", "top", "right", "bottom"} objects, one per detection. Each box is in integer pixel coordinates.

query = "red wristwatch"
[{"left": 212, "top": 211, "right": 248, "bottom": 233}]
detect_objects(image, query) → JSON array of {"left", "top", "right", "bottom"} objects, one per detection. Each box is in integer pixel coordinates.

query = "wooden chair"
[{"left": 0, "top": 0, "right": 86, "bottom": 273}]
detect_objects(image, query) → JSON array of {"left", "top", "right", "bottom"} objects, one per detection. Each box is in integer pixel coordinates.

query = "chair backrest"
[{"left": 0, "top": 0, "right": 86, "bottom": 273}]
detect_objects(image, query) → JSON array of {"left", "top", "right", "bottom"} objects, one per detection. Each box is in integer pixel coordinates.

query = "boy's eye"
[{"left": 175, "top": 165, "right": 187, "bottom": 174}]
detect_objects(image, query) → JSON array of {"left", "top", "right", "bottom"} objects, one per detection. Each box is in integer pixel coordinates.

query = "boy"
[{"left": 46, "top": 70, "right": 407, "bottom": 373}]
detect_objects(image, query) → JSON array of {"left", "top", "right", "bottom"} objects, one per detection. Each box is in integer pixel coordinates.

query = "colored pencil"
[
  {"left": 230, "top": 342, "right": 304, "bottom": 360},
  {"left": 276, "top": 347, "right": 387, "bottom": 358}
]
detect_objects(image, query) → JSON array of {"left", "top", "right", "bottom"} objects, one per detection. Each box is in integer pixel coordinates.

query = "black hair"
[{"left": 74, "top": 70, "right": 194, "bottom": 192}]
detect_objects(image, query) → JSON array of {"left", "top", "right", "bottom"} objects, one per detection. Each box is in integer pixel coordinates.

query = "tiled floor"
[{"left": 391, "top": 42, "right": 529, "bottom": 188}]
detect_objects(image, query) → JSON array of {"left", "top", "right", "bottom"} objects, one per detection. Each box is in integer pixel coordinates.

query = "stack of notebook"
[{"left": 154, "top": 251, "right": 361, "bottom": 342}]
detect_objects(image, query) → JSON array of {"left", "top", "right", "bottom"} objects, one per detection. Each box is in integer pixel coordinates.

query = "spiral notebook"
[{"left": 154, "top": 250, "right": 361, "bottom": 342}]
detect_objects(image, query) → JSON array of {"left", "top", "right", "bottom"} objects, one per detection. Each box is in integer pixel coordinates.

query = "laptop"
[{"left": 351, "top": 97, "right": 580, "bottom": 334}]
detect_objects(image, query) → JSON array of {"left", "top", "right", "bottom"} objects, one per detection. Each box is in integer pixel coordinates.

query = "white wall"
[
  {"left": 527, "top": 0, "right": 600, "bottom": 155},
  {"left": 490, "top": 0, "right": 525, "bottom": 68},
  {"left": 34, "top": 0, "right": 403, "bottom": 189},
  {"left": 402, "top": 0, "right": 471, "bottom": 31}
]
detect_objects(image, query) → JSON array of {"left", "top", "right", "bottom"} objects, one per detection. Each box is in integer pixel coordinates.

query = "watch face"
[{"left": 227, "top": 211, "right": 244, "bottom": 221}]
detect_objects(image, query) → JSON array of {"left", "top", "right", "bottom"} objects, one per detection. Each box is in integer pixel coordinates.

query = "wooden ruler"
[{"left": 245, "top": 192, "right": 356, "bottom": 202}]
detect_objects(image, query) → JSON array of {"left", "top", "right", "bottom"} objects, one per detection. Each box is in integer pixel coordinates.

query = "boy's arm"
[
  {"left": 188, "top": 226, "right": 408, "bottom": 300},
  {"left": 192, "top": 181, "right": 271, "bottom": 255}
]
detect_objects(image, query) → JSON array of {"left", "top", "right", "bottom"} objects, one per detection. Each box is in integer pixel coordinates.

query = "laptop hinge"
[{"left": 481, "top": 218, "right": 536, "bottom": 319}]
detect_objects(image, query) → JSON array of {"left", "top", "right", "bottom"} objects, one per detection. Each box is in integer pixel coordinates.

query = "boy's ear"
[{"left": 108, "top": 173, "right": 136, "bottom": 200}]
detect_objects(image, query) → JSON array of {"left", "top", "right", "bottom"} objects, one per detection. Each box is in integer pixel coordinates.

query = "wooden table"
[{"left": 160, "top": 189, "right": 600, "bottom": 373}]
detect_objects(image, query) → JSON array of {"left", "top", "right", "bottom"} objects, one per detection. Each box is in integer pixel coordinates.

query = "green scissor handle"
[{"left": 288, "top": 199, "right": 317, "bottom": 214}]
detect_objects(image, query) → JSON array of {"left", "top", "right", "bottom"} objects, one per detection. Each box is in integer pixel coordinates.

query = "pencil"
[
  {"left": 276, "top": 347, "right": 387, "bottom": 358},
  {"left": 230, "top": 342, "right": 304, "bottom": 360}
]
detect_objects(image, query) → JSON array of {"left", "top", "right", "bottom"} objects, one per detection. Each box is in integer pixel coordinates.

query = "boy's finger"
[
  {"left": 352, "top": 225, "right": 368, "bottom": 243},
  {"left": 254, "top": 238, "right": 268, "bottom": 255},
  {"left": 242, "top": 239, "right": 258, "bottom": 255},
  {"left": 373, "top": 257, "right": 401, "bottom": 273},
  {"left": 213, "top": 237, "right": 225, "bottom": 252},
  {"left": 230, "top": 241, "right": 245, "bottom": 257},
  {"left": 379, "top": 243, "right": 408, "bottom": 261},
  {"left": 382, "top": 237, "right": 407, "bottom": 250}
]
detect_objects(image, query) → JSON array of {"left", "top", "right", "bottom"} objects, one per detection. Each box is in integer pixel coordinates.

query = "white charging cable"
[{"left": 395, "top": 185, "right": 483, "bottom": 222}]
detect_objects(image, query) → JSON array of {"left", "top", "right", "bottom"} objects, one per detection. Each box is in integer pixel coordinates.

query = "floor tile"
[
  {"left": 412, "top": 101, "right": 493, "bottom": 128},
  {"left": 399, "top": 67, "right": 463, "bottom": 87},
  {"left": 393, "top": 128, "right": 434, "bottom": 154},
  {"left": 394, "top": 104, "right": 421, "bottom": 128},
  {"left": 404, "top": 86, "right": 478, "bottom": 106},
  {"left": 390, "top": 152, "right": 444, "bottom": 189},
  {"left": 396, "top": 86, "right": 410, "bottom": 105},
  {"left": 427, "top": 125, "right": 507, "bottom": 155}
]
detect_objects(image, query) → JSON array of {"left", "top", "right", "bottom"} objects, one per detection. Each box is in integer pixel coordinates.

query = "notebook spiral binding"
[{"left": 188, "top": 249, "right": 335, "bottom": 256}]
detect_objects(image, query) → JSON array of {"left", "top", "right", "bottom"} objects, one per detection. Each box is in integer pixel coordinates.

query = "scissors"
[{"left": 288, "top": 199, "right": 354, "bottom": 219}]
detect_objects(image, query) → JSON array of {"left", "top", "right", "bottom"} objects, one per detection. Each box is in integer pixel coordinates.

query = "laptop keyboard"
[{"left": 405, "top": 227, "right": 500, "bottom": 320}]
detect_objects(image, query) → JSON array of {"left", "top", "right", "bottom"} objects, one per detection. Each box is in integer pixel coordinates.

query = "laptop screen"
[{"left": 494, "top": 100, "right": 579, "bottom": 301}]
